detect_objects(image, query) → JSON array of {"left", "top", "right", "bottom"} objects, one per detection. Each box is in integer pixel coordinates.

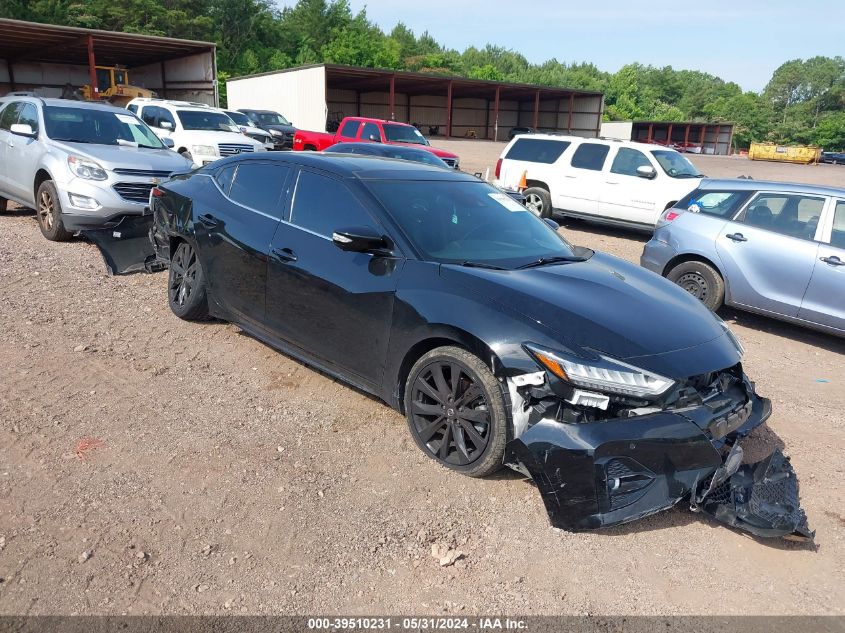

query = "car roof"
[
  {"left": 328, "top": 142, "right": 432, "bottom": 155},
  {"left": 210, "top": 152, "right": 474, "bottom": 181},
  {"left": 0, "top": 96, "right": 131, "bottom": 113},
  {"left": 507, "top": 132, "right": 676, "bottom": 153},
  {"left": 698, "top": 178, "right": 845, "bottom": 197}
]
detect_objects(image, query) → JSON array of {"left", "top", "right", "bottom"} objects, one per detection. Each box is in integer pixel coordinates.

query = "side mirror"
[
  {"left": 162, "top": 137, "right": 175, "bottom": 149},
  {"left": 332, "top": 226, "right": 392, "bottom": 255},
  {"left": 159, "top": 121, "right": 174, "bottom": 130},
  {"left": 543, "top": 218, "right": 559, "bottom": 230},
  {"left": 367, "top": 134, "right": 381, "bottom": 143},
  {"left": 10, "top": 123, "right": 36, "bottom": 138},
  {"left": 636, "top": 165, "right": 657, "bottom": 179}
]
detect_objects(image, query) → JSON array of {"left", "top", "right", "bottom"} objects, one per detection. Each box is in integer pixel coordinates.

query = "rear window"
[
  {"left": 676, "top": 189, "right": 753, "bottom": 218},
  {"left": 504, "top": 138, "right": 570, "bottom": 163}
]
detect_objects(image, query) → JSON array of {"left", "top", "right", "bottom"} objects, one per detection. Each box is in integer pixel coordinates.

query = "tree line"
[{"left": 3, "top": 0, "right": 844, "bottom": 149}]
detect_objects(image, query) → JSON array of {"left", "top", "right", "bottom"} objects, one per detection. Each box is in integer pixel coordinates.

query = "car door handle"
[
  {"left": 197, "top": 213, "right": 219, "bottom": 228},
  {"left": 726, "top": 233, "right": 748, "bottom": 242},
  {"left": 271, "top": 247, "right": 297, "bottom": 262},
  {"left": 820, "top": 255, "right": 845, "bottom": 266}
]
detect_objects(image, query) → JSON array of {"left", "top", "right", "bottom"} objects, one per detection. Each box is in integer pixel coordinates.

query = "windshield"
[
  {"left": 383, "top": 124, "right": 429, "bottom": 145},
  {"left": 43, "top": 106, "right": 165, "bottom": 148},
  {"left": 226, "top": 111, "right": 250, "bottom": 126},
  {"left": 651, "top": 150, "right": 703, "bottom": 178},
  {"left": 256, "top": 112, "right": 290, "bottom": 126},
  {"left": 366, "top": 180, "right": 582, "bottom": 268},
  {"left": 177, "top": 110, "right": 238, "bottom": 132}
]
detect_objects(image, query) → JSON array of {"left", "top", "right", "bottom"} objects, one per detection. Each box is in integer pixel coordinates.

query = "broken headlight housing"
[{"left": 524, "top": 343, "right": 675, "bottom": 399}]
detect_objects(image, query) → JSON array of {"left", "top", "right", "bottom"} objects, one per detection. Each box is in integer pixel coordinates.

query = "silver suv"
[{"left": 0, "top": 96, "right": 192, "bottom": 241}]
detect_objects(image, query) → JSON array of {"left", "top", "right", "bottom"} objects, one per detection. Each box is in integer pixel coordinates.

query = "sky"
[{"left": 275, "top": 0, "right": 845, "bottom": 92}]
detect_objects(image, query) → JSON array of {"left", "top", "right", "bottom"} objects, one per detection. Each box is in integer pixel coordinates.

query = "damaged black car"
[{"left": 147, "top": 152, "right": 813, "bottom": 541}]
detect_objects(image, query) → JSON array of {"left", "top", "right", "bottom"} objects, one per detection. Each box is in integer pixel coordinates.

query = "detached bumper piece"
[
  {"left": 693, "top": 444, "right": 814, "bottom": 541},
  {"left": 82, "top": 215, "right": 163, "bottom": 275}
]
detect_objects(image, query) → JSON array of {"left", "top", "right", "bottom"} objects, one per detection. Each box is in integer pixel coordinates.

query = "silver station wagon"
[{"left": 641, "top": 179, "right": 845, "bottom": 337}]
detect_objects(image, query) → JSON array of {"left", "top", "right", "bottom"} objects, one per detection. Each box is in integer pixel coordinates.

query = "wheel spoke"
[
  {"left": 456, "top": 383, "right": 482, "bottom": 408},
  {"left": 452, "top": 423, "right": 470, "bottom": 464},
  {"left": 458, "top": 407, "right": 489, "bottom": 424},
  {"left": 438, "top": 423, "right": 452, "bottom": 459},
  {"left": 448, "top": 362, "right": 461, "bottom": 399},
  {"left": 418, "top": 416, "right": 446, "bottom": 443},
  {"left": 431, "top": 364, "right": 450, "bottom": 400},
  {"left": 412, "top": 401, "right": 443, "bottom": 417},
  {"left": 416, "top": 378, "right": 443, "bottom": 404},
  {"left": 459, "top": 419, "right": 486, "bottom": 447}
]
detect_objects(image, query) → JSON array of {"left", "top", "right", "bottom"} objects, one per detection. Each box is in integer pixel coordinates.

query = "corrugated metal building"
[
  {"left": 227, "top": 64, "right": 605, "bottom": 140},
  {"left": 601, "top": 120, "right": 735, "bottom": 155},
  {"left": 0, "top": 18, "right": 218, "bottom": 104}
]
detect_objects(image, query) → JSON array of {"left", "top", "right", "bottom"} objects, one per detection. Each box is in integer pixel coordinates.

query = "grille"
[
  {"left": 247, "top": 133, "right": 271, "bottom": 144},
  {"left": 112, "top": 168, "right": 172, "bottom": 178},
  {"left": 113, "top": 182, "right": 154, "bottom": 204},
  {"left": 441, "top": 158, "right": 458, "bottom": 168},
  {"left": 218, "top": 143, "right": 255, "bottom": 157}
]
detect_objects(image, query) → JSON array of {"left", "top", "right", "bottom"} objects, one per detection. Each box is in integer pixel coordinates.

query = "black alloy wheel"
[
  {"left": 405, "top": 346, "right": 507, "bottom": 477},
  {"left": 168, "top": 241, "right": 209, "bottom": 320}
]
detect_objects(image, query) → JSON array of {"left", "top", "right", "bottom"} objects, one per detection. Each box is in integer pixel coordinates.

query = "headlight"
[
  {"left": 67, "top": 155, "right": 107, "bottom": 181},
  {"left": 191, "top": 145, "right": 218, "bottom": 157},
  {"left": 525, "top": 343, "right": 675, "bottom": 398},
  {"left": 269, "top": 129, "right": 283, "bottom": 137}
]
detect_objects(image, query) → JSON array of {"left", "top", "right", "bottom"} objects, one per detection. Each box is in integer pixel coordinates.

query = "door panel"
[
  {"left": 265, "top": 170, "right": 400, "bottom": 385},
  {"left": 194, "top": 163, "right": 289, "bottom": 324},
  {"left": 716, "top": 192, "right": 824, "bottom": 316},
  {"left": 798, "top": 200, "right": 845, "bottom": 330},
  {"left": 599, "top": 146, "right": 660, "bottom": 224},
  {"left": 6, "top": 103, "right": 42, "bottom": 203},
  {"left": 0, "top": 102, "right": 25, "bottom": 196},
  {"left": 556, "top": 142, "right": 609, "bottom": 215}
]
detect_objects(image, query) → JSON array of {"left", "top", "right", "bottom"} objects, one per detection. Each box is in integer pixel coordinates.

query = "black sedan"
[{"left": 149, "top": 152, "right": 811, "bottom": 539}]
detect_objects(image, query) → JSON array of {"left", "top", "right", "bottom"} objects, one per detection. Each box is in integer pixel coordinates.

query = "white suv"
[
  {"left": 126, "top": 98, "right": 267, "bottom": 168},
  {"left": 494, "top": 134, "right": 704, "bottom": 230}
]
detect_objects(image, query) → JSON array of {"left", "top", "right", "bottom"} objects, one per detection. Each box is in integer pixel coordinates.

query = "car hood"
[
  {"left": 408, "top": 144, "right": 458, "bottom": 160},
  {"left": 262, "top": 124, "right": 296, "bottom": 134},
  {"left": 440, "top": 251, "right": 736, "bottom": 376},
  {"left": 174, "top": 130, "right": 266, "bottom": 147},
  {"left": 53, "top": 142, "right": 193, "bottom": 172}
]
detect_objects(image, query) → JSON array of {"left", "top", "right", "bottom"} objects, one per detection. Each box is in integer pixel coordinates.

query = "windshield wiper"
[
  {"left": 674, "top": 173, "right": 704, "bottom": 178},
  {"left": 52, "top": 138, "right": 94, "bottom": 144},
  {"left": 457, "top": 260, "right": 507, "bottom": 270},
  {"left": 516, "top": 255, "right": 584, "bottom": 269}
]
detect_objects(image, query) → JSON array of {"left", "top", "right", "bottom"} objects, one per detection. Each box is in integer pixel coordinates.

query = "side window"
[
  {"left": 570, "top": 143, "right": 610, "bottom": 171},
  {"left": 339, "top": 120, "right": 360, "bottom": 139},
  {"left": 18, "top": 103, "right": 39, "bottom": 133},
  {"left": 504, "top": 138, "right": 570, "bottom": 163},
  {"left": 360, "top": 122, "right": 381, "bottom": 142},
  {"left": 0, "top": 102, "right": 24, "bottom": 131},
  {"left": 140, "top": 106, "right": 158, "bottom": 127},
  {"left": 214, "top": 164, "right": 238, "bottom": 195},
  {"left": 830, "top": 201, "right": 845, "bottom": 249},
  {"left": 127, "top": 104, "right": 138, "bottom": 114},
  {"left": 158, "top": 108, "right": 176, "bottom": 128},
  {"left": 290, "top": 171, "right": 377, "bottom": 238},
  {"left": 677, "top": 189, "right": 753, "bottom": 218},
  {"left": 609, "top": 147, "right": 651, "bottom": 176},
  {"left": 739, "top": 193, "right": 826, "bottom": 241},
  {"left": 228, "top": 163, "right": 290, "bottom": 218}
]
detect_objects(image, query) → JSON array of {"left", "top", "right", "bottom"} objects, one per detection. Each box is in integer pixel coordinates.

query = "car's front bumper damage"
[
  {"left": 504, "top": 365, "right": 814, "bottom": 541},
  {"left": 81, "top": 214, "right": 162, "bottom": 275}
]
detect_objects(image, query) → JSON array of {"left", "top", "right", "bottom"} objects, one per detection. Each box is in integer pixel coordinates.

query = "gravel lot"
[{"left": 0, "top": 143, "right": 843, "bottom": 616}]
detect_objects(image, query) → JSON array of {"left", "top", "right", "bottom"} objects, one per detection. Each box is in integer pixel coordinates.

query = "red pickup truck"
[{"left": 293, "top": 117, "right": 460, "bottom": 168}]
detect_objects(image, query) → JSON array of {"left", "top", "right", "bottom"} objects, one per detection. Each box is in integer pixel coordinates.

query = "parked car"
[
  {"left": 293, "top": 116, "right": 460, "bottom": 169},
  {"left": 324, "top": 141, "right": 452, "bottom": 167},
  {"left": 494, "top": 134, "right": 704, "bottom": 228},
  {"left": 147, "top": 152, "right": 811, "bottom": 540},
  {"left": 237, "top": 109, "right": 297, "bottom": 150},
  {"left": 126, "top": 98, "right": 267, "bottom": 168},
  {"left": 508, "top": 126, "right": 535, "bottom": 140},
  {"left": 222, "top": 110, "right": 274, "bottom": 149},
  {"left": 641, "top": 179, "right": 845, "bottom": 337},
  {"left": 0, "top": 95, "right": 191, "bottom": 241},
  {"left": 821, "top": 150, "right": 845, "bottom": 165}
]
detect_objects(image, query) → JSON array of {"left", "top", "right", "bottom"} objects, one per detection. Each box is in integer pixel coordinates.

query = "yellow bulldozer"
[{"left": 80, "top": 66, "right": 157, "bottom": 106}]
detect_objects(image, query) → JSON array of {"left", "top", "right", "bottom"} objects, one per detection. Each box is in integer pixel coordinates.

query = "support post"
[
  {"left": 160, "top": 62, "right": 167, "bottom": 99},
  {"left": 699, "top": 125, "right": 706, "bottom": 150},
  {"left": 667, "top": 123, "right": 674, "bottom": 146},
  {"left": 684, "top": 124, "right": 690, "bottom": 146},
  {"left": 446, "top": 80, "right": 453, "bottom": 138},
  {"left": 567, "top": 94, "right": 574, "bottom": 132},
  {"left": 726, "top": 124, "right": 735, "bottom": 156},
  {"left": 492, "top": 85, "right": 500, "bottom": 141},
  {"left": 647, "top": 123, "right": 654, "bottom": 143},
  {"left": 356, "top": 91, "right": 361, "bottom": 117},
  {"left": 7, "top": 63, "right": 15, "bottom": 92},
  {"left": 388, "top": 75, "right": 395, "bottom": 121},
  {"left": 87, "top": 35, "right": 98, "bottom": 96},
  {"left": 533, "top": 89, "right": 540, "bottom": 130}
]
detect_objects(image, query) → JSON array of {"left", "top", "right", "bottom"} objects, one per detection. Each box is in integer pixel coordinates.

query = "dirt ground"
[{"left": 0, "top": 143, "right": 843, "bottom": 617}]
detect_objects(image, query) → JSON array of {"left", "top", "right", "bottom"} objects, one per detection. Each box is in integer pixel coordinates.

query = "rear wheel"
[
  {"left": 404, "top": 346, "right": 507, "bottom": 478},
  {"left": 36, "top": 181, "right": 73, "bottom": 241},
  {"left": 0, "top": 197, "right": 7, "bottom": 214},
  {"left": 522, "top": 187, "right": 552, "bottom": 219},
  {"left": 168, "top": 241, "right": 209, "bottom": 320},
  {"left": 667, "top": 260, "right": 725, "bottom": 311}
]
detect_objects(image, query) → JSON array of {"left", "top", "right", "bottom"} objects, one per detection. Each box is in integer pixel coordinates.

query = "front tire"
[
  {"left": 36, "top": 181, "right": 73, "bottom": 242},
  {"left": 522, "top": 187, "right": 552, "bottom": 219},
  {"left": 404, "top": 346, "right": 507, "bottom": 478},
  {"left": 168, "top": 241, "right": 209, "bottom": 320},
  {"left": 0, "top": 197, "right": 7, "bottom": 214},
  {"left": 667, "top": 260, "right": 725, "bottom": 311}
]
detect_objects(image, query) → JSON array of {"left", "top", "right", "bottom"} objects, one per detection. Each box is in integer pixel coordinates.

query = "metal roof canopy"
[{"left": 0, "top": 18, "right": 216, "bottom": 67}]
